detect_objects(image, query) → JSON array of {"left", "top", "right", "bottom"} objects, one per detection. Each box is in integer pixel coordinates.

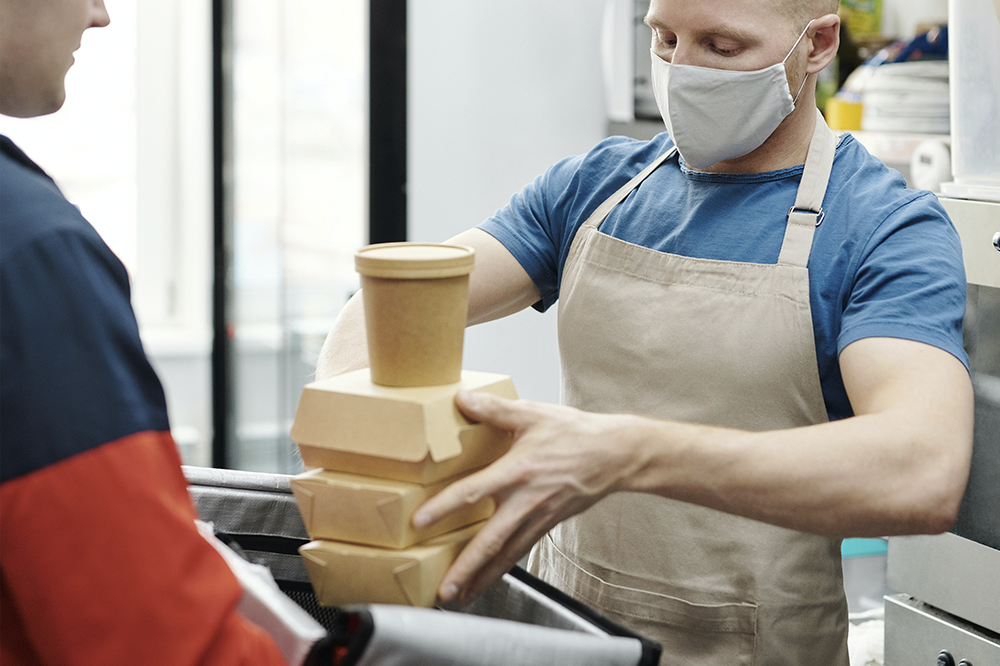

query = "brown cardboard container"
[
  {"left": 291, "top": 368, "right": 517, "bottom": 484},
  {"left": 356, "top": 243, "right": 475, "bottom": 387},
  {"left": 291, "top": 468, "right": 493, "bottom": 549},
  {"left": 299, "top": 521, "right": 484, "bottom": 607}
]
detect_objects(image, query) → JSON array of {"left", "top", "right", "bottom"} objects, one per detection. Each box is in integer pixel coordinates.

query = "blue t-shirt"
[{"left": 479, "top": 132, "right": 968, "bottom": 421}]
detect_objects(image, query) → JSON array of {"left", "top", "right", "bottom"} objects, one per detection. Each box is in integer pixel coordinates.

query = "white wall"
[
  {"left": 881, "top": 0, "right": 949, "bottom": 38},
  {"left": 409, "top": 0, "right": 608, "bottom": 403}
]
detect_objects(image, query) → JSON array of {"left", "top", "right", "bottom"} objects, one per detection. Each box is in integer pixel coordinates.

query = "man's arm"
[
  {"left": 0, "top": 433, "right": 290, "bottom": 666},
  {"left": 0, "top": 220, "right": 291, "bottom": 666},
  {"left": 414, "top": 336, "right": 973, "bottom": 604},
  {"left": 315, "top": 228, "right": 540, "bottom": 379}
]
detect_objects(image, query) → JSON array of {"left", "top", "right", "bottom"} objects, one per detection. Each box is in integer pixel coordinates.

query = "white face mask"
[{"left": 650, "top": 21, "right": 814, "bottom": 169}]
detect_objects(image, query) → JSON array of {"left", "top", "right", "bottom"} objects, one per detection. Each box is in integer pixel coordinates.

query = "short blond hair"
[{"left": 777, "top": 0, "right": 840, "bottom": 26}]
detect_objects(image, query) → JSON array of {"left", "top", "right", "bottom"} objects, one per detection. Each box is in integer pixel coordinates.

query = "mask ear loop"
[
  {"left": 783, "top": 19, "right": 816, "bottom": 104},
  {"left": 790, "top": 65, "right": 811, "bottom": 104}
]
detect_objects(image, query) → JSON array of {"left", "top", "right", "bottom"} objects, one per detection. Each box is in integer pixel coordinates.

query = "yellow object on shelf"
[
  {"left": 825, "top": 97, "right": 864, "bottom": 131},
  {"left": 840, "top": 0, "right": 882, "bottom": 40}
]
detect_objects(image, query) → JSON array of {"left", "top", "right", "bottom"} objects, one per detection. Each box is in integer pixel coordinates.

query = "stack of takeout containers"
[{"left": 290, "top": 243, "right": 518, "bottom": 608}]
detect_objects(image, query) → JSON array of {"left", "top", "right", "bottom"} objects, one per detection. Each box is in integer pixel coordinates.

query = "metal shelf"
[{"left": 607, "top": 118, "right": 665, "bottom": 142}]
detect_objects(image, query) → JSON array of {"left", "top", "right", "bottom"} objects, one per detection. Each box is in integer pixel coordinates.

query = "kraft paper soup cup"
[{"left": 355, "top": 243, "right": 475, "bottom": 387}]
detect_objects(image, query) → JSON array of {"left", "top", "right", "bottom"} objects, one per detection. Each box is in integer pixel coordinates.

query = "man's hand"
[
  {"left": 412, "top": 338, "right": 973, "bottom": 606},
  {"left": 412, "top": 390, "right": 647, "bottom": 605}
]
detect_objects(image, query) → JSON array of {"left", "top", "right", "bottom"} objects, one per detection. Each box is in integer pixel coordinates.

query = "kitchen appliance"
[
  {"left": 883, "top": 198, "right": 1000, "bottom": 665},
  {"left": 184, "top": 466, "right": 661, "bottom": 666},
  {"left": 884, "top": 1, "right": 1000, "bottom": 657},
  {"left": 938, "top": 0, "right": 1000, "bottom": 202}
]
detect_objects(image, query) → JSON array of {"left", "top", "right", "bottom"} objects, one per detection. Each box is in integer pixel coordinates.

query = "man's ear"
[{"left": 806, "top": 14, "right": 841, "bottom": 75}]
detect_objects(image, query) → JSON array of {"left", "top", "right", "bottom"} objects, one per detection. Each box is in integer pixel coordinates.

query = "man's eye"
[
  {"left": 710, "top": 43, "right": 739, "bottom": 56},
  {"left": 653, "top": 30, "right": 676, "bottom": 48}
]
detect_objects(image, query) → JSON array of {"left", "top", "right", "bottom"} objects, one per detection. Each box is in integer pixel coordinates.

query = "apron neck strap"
[
  {"left": 578, "top": 109, "right": 836, "bottom": 268},
  {"left": 776, "top": 109, "right": 837, "bottom": 267},
  {"left": 581, "top": 147, "right": 677, "bottom": 231}
]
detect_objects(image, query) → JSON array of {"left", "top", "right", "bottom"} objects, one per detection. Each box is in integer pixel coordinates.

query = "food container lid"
[{"left": 355, "top": 242, "right": 475, "bottom": 279}]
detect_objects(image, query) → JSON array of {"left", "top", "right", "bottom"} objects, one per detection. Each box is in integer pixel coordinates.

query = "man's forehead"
[
  {"left": 646, "top": 0, "right": 796, "bottom": 29},
  {"left": 645, "top": 0, "right": 794, "bottom": 34},
  {"left": 648, "top": 0, "right": 835, "bottom": 24}
]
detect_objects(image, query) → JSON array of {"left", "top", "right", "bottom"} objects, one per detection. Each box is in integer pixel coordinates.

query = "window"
[
  {"left": 0, "top": 0, "right": 368, "bottom": 473},
  {"left": 229, "top": 0, "right": 367, "bottom": 472}
]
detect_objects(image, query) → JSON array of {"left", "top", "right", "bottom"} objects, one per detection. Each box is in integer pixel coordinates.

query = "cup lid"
[{"left": 355, "top": 242, "right": 475, "bottom": 279}]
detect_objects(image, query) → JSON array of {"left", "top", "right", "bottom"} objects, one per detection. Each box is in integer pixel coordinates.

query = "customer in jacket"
[{"left": 1, "top": 1, "right": 292, "bottom": 663}]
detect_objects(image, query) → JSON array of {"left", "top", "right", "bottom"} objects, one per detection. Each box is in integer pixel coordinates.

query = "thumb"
[{"left": 455, "top": 390, "right": 527, "bottom": 432}]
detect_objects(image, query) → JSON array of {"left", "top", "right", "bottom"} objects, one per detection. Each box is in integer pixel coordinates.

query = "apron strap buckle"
[{"left": 788, "top": 205, "right": 825, "bottom": 227}]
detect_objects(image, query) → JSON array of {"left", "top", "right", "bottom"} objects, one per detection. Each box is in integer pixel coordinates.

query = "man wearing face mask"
[{"left": 316, "top": 0, "right": 972, "bottom": 663}]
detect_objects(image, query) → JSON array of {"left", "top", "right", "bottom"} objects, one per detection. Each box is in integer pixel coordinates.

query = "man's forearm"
[
  {"left": 417, "top": 338, "right": 974, "bottom": 604},
  {"left": 626, "top": 406, "right": 971, "bottom": 538}
]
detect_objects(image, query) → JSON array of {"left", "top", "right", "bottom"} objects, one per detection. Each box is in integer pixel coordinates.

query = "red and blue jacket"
[{"left": 0, "top": 135, "right": 287, "bottom": 666}]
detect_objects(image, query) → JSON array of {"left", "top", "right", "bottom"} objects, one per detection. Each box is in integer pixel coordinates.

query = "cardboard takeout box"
[
  {"left": 291, "top": 369, "right": 517, "bottom": 484},
  {"left": 299, "top": 521, "right": 485, "bottom": 607},
  {"left": 291, "top": 468, "right": 493, "bottom": 549}
]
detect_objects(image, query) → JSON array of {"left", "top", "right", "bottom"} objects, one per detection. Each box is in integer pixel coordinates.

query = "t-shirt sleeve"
[
  {"left": 478, "top": 163, "right": 576, "bottom": 312},
  {"left": 477, "top": 136, "right": 654, "bottom": 313},
  {"left": 837, "top": 192, "right": 969, "bottom": 368}
]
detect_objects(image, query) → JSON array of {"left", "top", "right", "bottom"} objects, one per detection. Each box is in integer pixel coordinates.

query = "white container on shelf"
[{"left": 939, "top": 0, "right": 1000, "bottom": 201}]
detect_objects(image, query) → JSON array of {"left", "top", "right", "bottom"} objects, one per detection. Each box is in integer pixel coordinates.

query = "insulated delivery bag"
[{"left": 184, "top": 466, "right": 661, "bottom": 666}]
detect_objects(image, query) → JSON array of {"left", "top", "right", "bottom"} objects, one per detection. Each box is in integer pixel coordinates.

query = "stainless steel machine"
[
  {"left": 883, "top": 0, "right": 1000, "bottom": 659},
  {"left": 883, "top": 197, "right": 1000, "bottom": 665}
]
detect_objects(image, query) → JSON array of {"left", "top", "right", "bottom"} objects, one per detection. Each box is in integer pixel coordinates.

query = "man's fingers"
[
  {"left": 455, "top": 390, "right": 530, "bottom": 432},
  {"left": 413, "top": 463, "right": 505, "bottom": 529},
  {"left": 459, "top": 515, "right": 554, "bottom": 604},
  {"left": 419, "top": 393, "right": 585, "bottom": 603},
  {"left": 412, "top": 394, "right": 539, "bottom": 529},
  {"left": 437, "top": 521, "right": 513, "bottom": 602},
  {"left": 437, "top": 494, "right": 547, "bottom": 603}
]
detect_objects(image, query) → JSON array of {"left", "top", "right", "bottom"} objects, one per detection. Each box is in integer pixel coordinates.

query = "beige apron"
[{"left": 528, "top": 111, "right": 849, "bottom": 666}]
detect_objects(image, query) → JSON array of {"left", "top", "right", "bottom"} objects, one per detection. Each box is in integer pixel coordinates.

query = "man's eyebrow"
[
  {"left": 708, "top": 25, "right": 759, "bottom": 43},
  {"left": 642, "top": 15, "right": 760, "bottom": 44}
]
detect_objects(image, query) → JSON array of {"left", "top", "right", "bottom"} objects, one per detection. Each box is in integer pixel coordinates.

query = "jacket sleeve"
[
  {"left": 0, "top": 430, "right": 292, "bottom": 666},
  {"left": 0, "top": 181, "right": 293, "bottom": 665}
]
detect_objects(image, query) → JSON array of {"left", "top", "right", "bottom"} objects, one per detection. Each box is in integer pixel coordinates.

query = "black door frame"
[{"left": 211, "top": 0, "right": 406, "bottom": 467}]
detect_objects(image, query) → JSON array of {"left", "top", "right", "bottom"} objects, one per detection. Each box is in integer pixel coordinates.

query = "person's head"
[
  {"left": 644, "top": 0, "right": 840, "bottom": 171},
  {"left": 0, "top": 0, "right": 110, "bottom": 119},
  {"left": 645, "top": 0, "right": 839, "bottom": 100}
]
